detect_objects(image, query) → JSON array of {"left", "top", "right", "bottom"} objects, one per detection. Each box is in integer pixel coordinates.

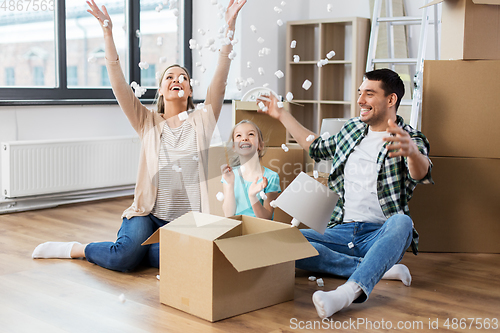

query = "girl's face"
[
  {"left": 158, "top": 66, "right": 192, "bottom": 102},
  {"left": 232, "top": 123, "right": 262, "bottom": 157}
]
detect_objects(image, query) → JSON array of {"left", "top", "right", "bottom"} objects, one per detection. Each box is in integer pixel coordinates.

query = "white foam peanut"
[
  {"left": 274, "top": 70, "right": 284, "bottom": 79},
  {"left": 178, "top": 111, "right": 188, "bottom": 120},
  {"left": 302, "top": 79, "right": 312, "bottom": 90},
  {"left": 259, "top": 191, "right": 267, "bottom": 200}
]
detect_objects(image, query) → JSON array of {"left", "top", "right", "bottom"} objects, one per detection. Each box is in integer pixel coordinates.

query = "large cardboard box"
[
  {"left": 233, "top": 100, "right": 288, "bottom": 147},
  {"left": 421, "top": 60, "right": 500, "bottom": 159},
  {"left": 207, "top": 144, "right": 305, "bottom": 223},
  {"left": 409, "top": 157, "right": 500, "bottom": 253},
  {"left": 424, "top": 0, "right": 500, "bottom": 60},
  {"left": 143, "top": 212, "right": 318, "bottom": 322}
]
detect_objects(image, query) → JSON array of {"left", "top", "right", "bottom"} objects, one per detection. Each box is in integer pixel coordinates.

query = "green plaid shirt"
[{"left": 309, "top": 115, "right": 433, "bottom": 254}]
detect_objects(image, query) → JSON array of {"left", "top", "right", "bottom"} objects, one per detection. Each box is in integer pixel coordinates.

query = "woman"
[{"left": 32, "top": 0, "right": 246, "bottom": 272}]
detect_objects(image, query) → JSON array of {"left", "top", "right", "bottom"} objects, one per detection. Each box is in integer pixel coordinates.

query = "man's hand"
[
  {"left": 384, "top": 119, "right": 419, "bottom": 158},
  {"left": 256, "top": 93, "right": 284, "bottom": 121}
]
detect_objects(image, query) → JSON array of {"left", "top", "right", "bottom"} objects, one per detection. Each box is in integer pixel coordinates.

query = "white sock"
[
  {"left": 32, "top": 241, "right": 80, "bottom": 259},
  {"left": 312, "top": 283, "right": 357, "bottom": 319},
  {"left": 382, "top": 264, "right": 412, "bottom": 286}
]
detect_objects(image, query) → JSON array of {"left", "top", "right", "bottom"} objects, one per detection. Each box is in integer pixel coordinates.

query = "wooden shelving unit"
[{"left": 286, "top": 17, "right": 370, "bottom": 140}]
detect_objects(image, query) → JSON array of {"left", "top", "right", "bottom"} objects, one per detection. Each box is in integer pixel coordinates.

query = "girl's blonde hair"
[
  {"left": 227, "top": 120, "right": 266, "bottom": 166},
  {"left": 154, "top": 64, "right": 195, "bottom": 114}
]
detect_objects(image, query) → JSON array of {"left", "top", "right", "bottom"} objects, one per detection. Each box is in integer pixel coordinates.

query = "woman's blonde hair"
[
  {"left": 154, "top": 64, "right": 195, "bottom": 114},
  {"left": 227, "top": 120, "right": 266, "bottom": 166}
]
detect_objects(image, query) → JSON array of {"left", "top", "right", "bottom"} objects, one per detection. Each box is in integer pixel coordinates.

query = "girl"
[
  {"left": 32, "top": 0, "right": 246, "bottom": 272},
  {"left": 221, "top": 120, "right": 281, "bottom": 219}
]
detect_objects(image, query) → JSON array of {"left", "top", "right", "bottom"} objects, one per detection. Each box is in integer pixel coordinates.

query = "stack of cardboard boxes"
[
  {"left": 208, "top": 100, "right": 306, "bottom": 223},
  {"left": 410, "top": 0, "right": 500, "bottom": 252}
]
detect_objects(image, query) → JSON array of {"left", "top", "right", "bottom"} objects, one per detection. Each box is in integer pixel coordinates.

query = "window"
[
  {"left": 5, "top": 67, "right": 15, "bottom": 86},
  {"left": 0, "top": 0, "right": 191, "bottom": 105},
  {"left": 33, "top": 66, "right": 45, "bottom": 86},
  {"left": 100, "top": 65, "right": 110, "bottom": 86},
  {"left": 67, "top": 66, "right": 78, "bottom": 87},
  {"left": 141, "top": 64, "right": 156, "bottom": 87}
]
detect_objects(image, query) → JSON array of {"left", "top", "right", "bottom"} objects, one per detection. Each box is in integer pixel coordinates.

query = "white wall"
[{"left": 0, "top": 1, "right": 375, "bottom": 203}]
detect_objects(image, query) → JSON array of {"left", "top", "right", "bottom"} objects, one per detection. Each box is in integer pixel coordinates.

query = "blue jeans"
[
  {"left": 85, "top": 214, "right": 168, "bottom": 272},
  {"left": 296, "top": 214, "right": 413, "bottom": 302}
]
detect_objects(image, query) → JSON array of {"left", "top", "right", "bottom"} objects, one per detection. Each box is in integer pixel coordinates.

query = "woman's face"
[{"left": 158, "top": 66, "right": 192, "bottom": 103}]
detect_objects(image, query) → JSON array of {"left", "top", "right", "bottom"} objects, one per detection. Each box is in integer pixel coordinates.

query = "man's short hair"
[{"left": 364, "top": 68, "right": 405, "bottom": 111}]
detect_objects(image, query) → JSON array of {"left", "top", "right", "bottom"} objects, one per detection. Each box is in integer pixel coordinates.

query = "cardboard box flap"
[
  {"left": 165, "top": 212, "right": 241, "bottom": 241},
  {"left": 142, "top": 228, "right": 160, "bottom": 245},
  {"left": 422, "top": 0, "right": 500, "bottom": 7},
  {"left": 142, "top": 212, "right": 241, "bottom": 245},
  {"left": 214, "top": 227, "right": 318, "bottom": 272}
]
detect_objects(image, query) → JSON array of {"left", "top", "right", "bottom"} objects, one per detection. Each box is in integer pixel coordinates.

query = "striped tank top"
[{"left": 151, "top": 120, "right": 201, "bottom": 221}]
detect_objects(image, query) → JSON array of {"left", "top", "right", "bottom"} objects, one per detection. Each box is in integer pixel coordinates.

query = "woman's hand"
[
  {"left": 225, "top": 0, "right": 246, "bottom": 30},
  {"left": 87, "top": 0, "right": 113, "bottom": 33},
  {"left": 221, "top": 164, "right": 235, "bottom": 185}
]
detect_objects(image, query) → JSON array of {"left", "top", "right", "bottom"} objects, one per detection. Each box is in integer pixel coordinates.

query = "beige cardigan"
[{"left": 105, "top": 51, "right": 232, "bottom": 220}]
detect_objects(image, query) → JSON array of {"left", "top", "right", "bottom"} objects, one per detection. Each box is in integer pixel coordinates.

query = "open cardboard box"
[
  {"left": 143, "top": 212, "right": 318, "bottom": 322},
  {"left": 423, "top": 0, "right": 500, "bottom": 60}
]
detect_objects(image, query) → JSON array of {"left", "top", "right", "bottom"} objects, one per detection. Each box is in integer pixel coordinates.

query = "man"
[{"left": 257, "top": 68, "right": 432, "bottom": 318}]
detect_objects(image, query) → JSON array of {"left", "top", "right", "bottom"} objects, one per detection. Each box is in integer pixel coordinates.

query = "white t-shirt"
[{"left": 343, "top": 128, "right": 389, "bottom": 223}]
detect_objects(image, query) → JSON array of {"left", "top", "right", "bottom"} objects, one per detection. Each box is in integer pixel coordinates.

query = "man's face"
[{"left": 357, "top": 79, "right": 396, "bottom": 131}]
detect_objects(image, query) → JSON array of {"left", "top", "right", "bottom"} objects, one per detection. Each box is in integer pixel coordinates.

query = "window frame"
[{"left": 0, "top": 0, "right": 192, "bottom": 106}]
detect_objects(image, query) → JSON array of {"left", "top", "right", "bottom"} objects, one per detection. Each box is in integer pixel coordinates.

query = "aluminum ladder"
[{"left": 366, "top": 0, "right": 439, "bottom": 129}]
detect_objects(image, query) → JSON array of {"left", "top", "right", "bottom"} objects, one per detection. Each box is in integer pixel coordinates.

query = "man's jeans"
[
  {"left": 296, "top": 214, "right": 413, "bottom": 302},
  {"left": 86, "top": 214, "right": 168, "bottom": 272}
]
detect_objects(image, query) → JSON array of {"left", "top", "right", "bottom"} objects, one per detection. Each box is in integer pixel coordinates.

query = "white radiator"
[{"left": 1, "top": 136, "right": 140, "bottom": 198}]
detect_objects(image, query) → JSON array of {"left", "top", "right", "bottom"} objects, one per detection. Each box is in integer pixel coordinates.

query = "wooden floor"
[{"left": 1, "top": 197, "right": 499, "bottom": 333}]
